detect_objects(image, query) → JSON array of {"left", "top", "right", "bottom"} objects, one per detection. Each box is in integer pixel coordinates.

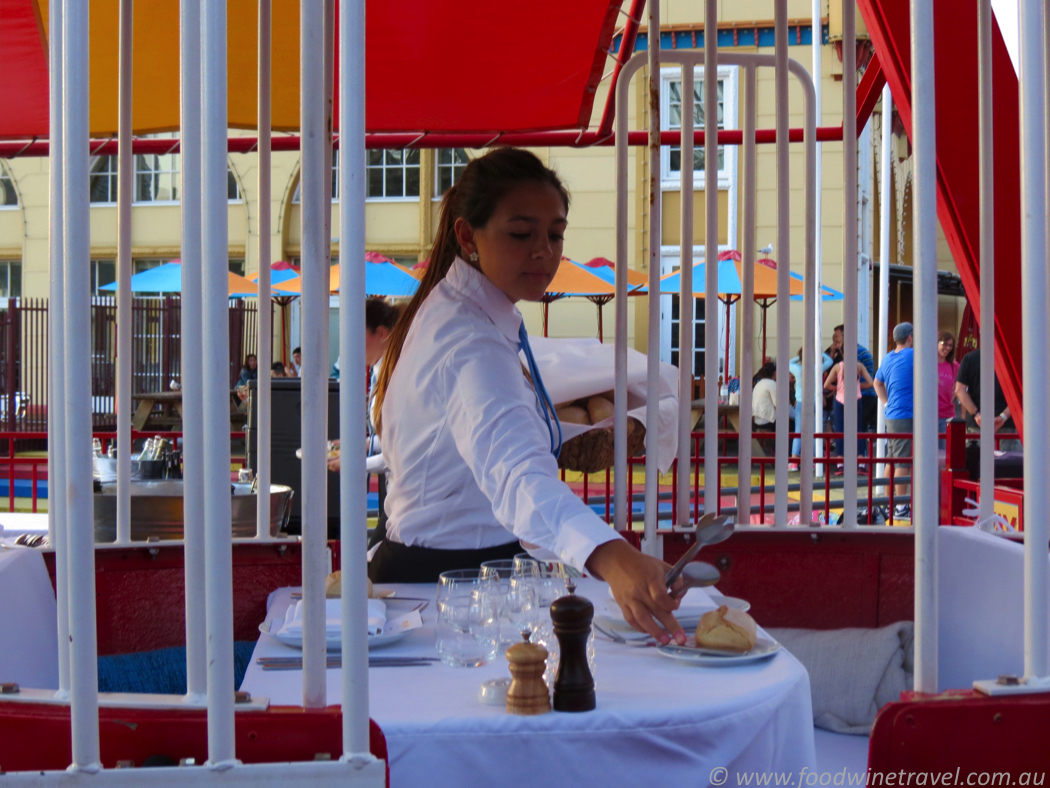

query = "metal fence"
[{"left": 0, "top": 297, "right": 259, "bottom": 432}]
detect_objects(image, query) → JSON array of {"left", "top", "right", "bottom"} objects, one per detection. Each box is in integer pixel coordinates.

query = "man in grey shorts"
[{"left": 874, "top": 323, "right": 915, "bottom": 519}]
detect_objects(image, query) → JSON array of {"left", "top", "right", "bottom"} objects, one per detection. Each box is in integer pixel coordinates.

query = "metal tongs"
[{"left": 664, "top": 512, "right": 735, "bottom": 592}]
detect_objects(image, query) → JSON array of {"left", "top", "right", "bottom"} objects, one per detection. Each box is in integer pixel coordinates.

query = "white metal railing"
[
  {"left": 614, "top": 48, "right": 816, "bottom": 536},
  {"left": 17, "top": 0, "right": 383, "bottom": 782}
]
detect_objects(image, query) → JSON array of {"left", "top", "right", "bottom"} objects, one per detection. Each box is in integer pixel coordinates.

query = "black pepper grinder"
[{"left": 550, "top": 583, "right": 595, "bottom": 712}]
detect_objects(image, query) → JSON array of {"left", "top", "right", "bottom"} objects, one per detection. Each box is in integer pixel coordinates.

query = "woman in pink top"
[
  {"left": 823, "top": 360, "right": 874, "bottom": 459},
  {"left": 937, "top": 330, "right": 959, "bottom": 445}
]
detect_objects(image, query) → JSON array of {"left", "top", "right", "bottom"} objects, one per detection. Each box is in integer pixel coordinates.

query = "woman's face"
[
  {"left": 938, "top": 337, "right": 954, "bottom": 361},
  {"left": 457, "top": 182, "right": 567, "bottom": 303},
  {"left": 365, "top": 326, "right": 390, "bottom": 367},
  {"left": 247, "top": 355, "right": 258, "bottom": 370}
]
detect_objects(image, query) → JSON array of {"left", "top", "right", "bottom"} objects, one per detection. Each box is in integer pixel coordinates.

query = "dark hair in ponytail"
[{"left": 371, "top": 148, "right": 569, "bottom": 434}]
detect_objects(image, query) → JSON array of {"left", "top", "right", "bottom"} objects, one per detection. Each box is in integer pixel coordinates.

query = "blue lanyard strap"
[{"left": 517, "top": 323, "right": 562, "bottom": 458}]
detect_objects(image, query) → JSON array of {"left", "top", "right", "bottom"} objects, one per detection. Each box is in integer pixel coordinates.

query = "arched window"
[{"left": 0, "top": 166, "right": 17, "bottom": 207}]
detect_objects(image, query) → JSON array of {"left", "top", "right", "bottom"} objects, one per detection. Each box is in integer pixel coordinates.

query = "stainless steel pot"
[{"left": 93, "top": 481, "right": 295, "bottom": 542}]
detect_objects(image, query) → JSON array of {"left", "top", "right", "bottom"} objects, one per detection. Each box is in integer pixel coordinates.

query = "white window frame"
[
  {"left": 660, "top": 65, "right": 738, "bottom": 191},
  {"left": 0, "top": 260, "right": 22, "bottom": 298},
  {"left": 291, "top": 149, "right": 341, "bottom": 204},
  {"left": 89, "top": 156, "right": 119, "bottom": 204},
  {"left": 366, "top": 148, "right": 421, "bottom": 202},
  {"left": 134, "top": 151, "right": 181, "bottom": 204},
  {"left": 90, "top": 259, "right": 116, "bottom": 296},
  {"left": 658, "top": 245, "right": 736, "bottom": 380},
  {"left": 0, "top": 165, "right": 18, "bottom": 209},
  {"left": 434, "top": 148, "right": 469, "bottom": 198}
]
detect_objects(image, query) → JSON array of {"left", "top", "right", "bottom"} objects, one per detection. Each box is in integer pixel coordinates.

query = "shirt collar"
[{"left": 445, "top": 256, "right": 523, "bottom": 345}]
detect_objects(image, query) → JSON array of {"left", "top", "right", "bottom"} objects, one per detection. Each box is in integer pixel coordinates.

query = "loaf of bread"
[
  {"left": 325, "top": 570, "right": 373, "bottom": 599},
  {"left": 586, "top": 396, "right": 615, "bottom": 424},
  {"left": 695, "top": 605, "right": 758, "bottom": 652},
  {"left": 556, "top": 405, "right": 591, "bottom": 425}
]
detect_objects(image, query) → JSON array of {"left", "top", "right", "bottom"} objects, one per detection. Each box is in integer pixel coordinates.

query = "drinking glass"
[
  {"left": 435, "top": 569, "right": 500, "bottom": 668},
  {"left": 480, "top": 559, "right": 519, "bottom": 650}
]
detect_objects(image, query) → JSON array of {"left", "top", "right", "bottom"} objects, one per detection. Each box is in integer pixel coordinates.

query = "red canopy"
[{"left": 0, "top": 0, "right": 622, "bottom": 139}]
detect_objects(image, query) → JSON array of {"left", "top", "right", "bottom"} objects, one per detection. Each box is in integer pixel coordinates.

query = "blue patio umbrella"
[
  {"left": 272, "top": 260, "right": 421, "bottom": 298},
  {"left": 788, "top": 277, "right": 845, "bottom": 301},
  {"left": 101, "top": 261, "right": 279, "bottom": 298}
]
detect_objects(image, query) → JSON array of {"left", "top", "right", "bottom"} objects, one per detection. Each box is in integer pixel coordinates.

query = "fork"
[{"left": 592, "top": 622, "right": 656, "bottom": 647}]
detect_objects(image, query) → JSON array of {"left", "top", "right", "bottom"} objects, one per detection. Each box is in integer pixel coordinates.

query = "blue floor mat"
[{"left": 98, "top": 641, "right": 257, "bottom": 694}]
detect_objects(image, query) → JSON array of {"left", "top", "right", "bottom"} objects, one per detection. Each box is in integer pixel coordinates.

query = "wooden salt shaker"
[
  {"left": 506, "top": 631, "right": 551, "bottom": 716},
  {"left": 551, "top": 584, "right": 596, "bottom": 712}
]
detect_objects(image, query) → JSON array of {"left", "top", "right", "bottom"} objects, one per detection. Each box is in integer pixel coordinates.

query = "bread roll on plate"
[
  {"left": 325, "top": 571, "right": 375, "bottom": 599},
  {"left": 695, "top": 605, "right": 758, "bottom": 652}
]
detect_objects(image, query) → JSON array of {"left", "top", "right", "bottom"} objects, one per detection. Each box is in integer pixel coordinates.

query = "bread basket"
[{"left": 557, "top": 417, "right": 646, "bottom": 474}]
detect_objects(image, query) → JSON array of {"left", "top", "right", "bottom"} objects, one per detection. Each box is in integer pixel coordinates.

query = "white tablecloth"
[
  {"left": 0, "top": 545, "right": 58, "bottom": 689},
  {"left": 241, "top": 578, "right": 816, "bottom": 787}
]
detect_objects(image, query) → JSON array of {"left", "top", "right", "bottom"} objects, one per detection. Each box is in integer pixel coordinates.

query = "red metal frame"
[{"left": 856, "top": 0, "right": 1026, "bottom": 437}]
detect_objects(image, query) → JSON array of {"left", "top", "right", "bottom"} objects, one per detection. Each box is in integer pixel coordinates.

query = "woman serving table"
[{"left": 240, "top": 577, "right": 816, "bottom": 787}]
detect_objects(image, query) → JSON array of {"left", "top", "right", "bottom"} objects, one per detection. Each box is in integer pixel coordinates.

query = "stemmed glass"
[
  {"left": 479, "top": 559, "right": 521, "bottom": 651},
  {"left": 435, "top": 569, "right": 500, "bottom": 668}
]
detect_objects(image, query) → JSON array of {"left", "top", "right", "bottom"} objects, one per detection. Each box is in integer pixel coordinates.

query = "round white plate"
[
  {"left": 259, "top": 620, "right": 415, "bottom": 651},
  {"left": 708, "top": 594, "right": 751, "bottom": 612},
  {"left": 656, "top": 637, "right": 781, "bottom": 666}
]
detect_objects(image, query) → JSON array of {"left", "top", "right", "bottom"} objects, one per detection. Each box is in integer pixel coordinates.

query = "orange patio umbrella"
[{"left": 540, "top": 259, "right": 615, "bottom": 338}]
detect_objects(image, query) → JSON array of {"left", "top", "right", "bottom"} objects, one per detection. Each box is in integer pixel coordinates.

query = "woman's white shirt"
[
  {"left": 381, "top": 257, "right": 622, "bottom": 572},
  {"left": 752, "top": 377, "right": 777, "bottom": 424}
]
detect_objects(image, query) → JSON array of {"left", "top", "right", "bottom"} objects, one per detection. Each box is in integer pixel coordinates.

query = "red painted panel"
[
  {"left": 0, "top": 702, "right": 387, "bottom": 779},
  {"left": 871, "top": 694, "right": 1050, "bottom": 775},
  {"left": 857, "top": 0, "right": 1025, "bottom": 436}
]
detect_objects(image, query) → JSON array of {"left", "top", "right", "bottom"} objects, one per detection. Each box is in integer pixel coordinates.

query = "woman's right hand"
[{"left": 585, "top": 540, "right": 687, "bottom": 645}]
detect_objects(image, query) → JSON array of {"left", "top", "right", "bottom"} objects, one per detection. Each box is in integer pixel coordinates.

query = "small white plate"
[
  {"left": 708, "top": 594, "right": 751, "bottom": 612},
  {"left": 656, "top": 637, "right": 781, "bottom": 666},
  {"left": 260, "top": 598, "right": 425, "bottom": 651}
]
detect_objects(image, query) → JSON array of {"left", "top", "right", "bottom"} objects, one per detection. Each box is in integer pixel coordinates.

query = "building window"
[
  {"left": 90, "top": 152, "right": 239, "bottom": 204},
  {"left": 0, "top": 261, "right": 22, "bottom": 298},
  {"left": 90, "top": 157, "right": 119, "bottom": 203},
  {"left": 435, "top": 149, "right": 469, "bottom": 197},
  {"left": 135, "top": 153, "right": 180, "bottom": 202},
  {"left": 229, "top": 258, "right": 246, "bottom": 277},
  {"left": 91, "top": 259, "right": 116, "bottom": 296},
  {"left": 291, "top": 149, "right": 341, "bottom": 204},
  {"left": 0, "top": 168, "right": 17, "bottom": 207},
  {"left": 367, "top": 149, "right": 420, "bottom": 199},
  {"left": 134, "top": 258, "right": 167, "bottom": 275},
  {"left": 661, "top": 66, "right": 737, "bottom": 189}
]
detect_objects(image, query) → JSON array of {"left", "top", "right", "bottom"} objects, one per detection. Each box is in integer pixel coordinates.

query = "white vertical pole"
[
  {"left": 638, "top": 0, "right": 660, "bottom": 553},
  {"left": 703, "top": 0, "right": 719, "bottom": 516},
  {"left": 737, "top": 65, "right": 757, "bottom": 525},
  {"left": 877, "top": 86, "right": 892, "bottom": 471},
  {"left": 799, "top": 64, "right": 818, "bottom": 526},
  {"left": 255, "top": 0, "right": 273, "bottom": 540},
  {"left": 841, "top": 0, "right": 859, "bottom": 528},
  {"left": 339, "top": 0, "right": 371, "bottom": 757},
  {"left": 300, "top": 0, "right": 330, "bottom": 707},
  {"left": 115, "top": 0, "right": 133, "bottom": 546},
  {"left": 201, "top": 0, "right": 237, "bottom": 762},
  {"left": 812, "top": 0, "right": 826, "bottom": 482},
  {"left": 180, "top": 0, "right": 207, "bottom": 702},
  {"left": 48, "top": 0, "right": 70, "bottom": 698},
  {"left": 62, "top": 0, "right": 101, "bottom": 769},
  {"left": 977, "top": 0, "right": 995, "bottom": 528},
  {"left": 1020, "top": 0, "right": 1049, "bottom": 681},
  {"left": 773, "top": 0, "right": 790, "bottom": 526},
  {"left": 911, "top": 0, "right": 940, "bottom": 694},
  {"left": 675, "top": 63, "right": 694, "bottom": 530},
  {"left": 613, "top": 55, "right": 638, "bottom": 536}
]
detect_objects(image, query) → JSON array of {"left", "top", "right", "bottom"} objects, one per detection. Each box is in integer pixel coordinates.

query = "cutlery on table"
[{"left": 256, "top": 656, "right": 439, "bottom": 670}]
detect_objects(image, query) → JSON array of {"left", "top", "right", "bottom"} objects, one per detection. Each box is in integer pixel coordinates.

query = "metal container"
[{"left": 93, "top": 481, "right": 295, "bottom": 543}]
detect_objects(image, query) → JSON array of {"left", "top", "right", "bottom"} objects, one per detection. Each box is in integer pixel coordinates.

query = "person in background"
[
  {"left": 752, "top": 361, "right": 777, "bottom": 456},
  {"left": 832, "top": 324, "right": 878, "bottom": 432},
  {"left": 823, "top": 358, "right": 875, "bottom": 465},
  {"left": 290, "top": 347, "right": 302, "bottom": 377},
  {"left": 237, "top": 354, "right": 258, "bottom": 386},
  {"left": 788, "top": 346, "right": 833, "bottom": 459},
  {"left": 954, "top": 346, "right": 1020, "bottom": 452},
  {"left": 873, "top": 322, "right": 915, "bottom": 519},
  {"left": 936, "top": 330, "right": 959, "bottom": 447},
  {"left": 271, "top": 361, "right": 288, "bottom": 378},
  {"left": 327, "top": 298, "right": 403, "bottom": 547}
]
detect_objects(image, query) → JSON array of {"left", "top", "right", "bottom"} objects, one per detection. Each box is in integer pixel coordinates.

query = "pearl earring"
[{"left": 469, "top": 251, "right": 479, "bottom": 263}]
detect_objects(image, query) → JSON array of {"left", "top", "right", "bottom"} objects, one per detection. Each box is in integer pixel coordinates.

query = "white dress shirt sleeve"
[{"left": 441, "top": 334, "right": 622, "bottom": 572}]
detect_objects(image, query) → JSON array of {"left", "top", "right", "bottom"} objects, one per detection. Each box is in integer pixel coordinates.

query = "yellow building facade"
[{"left": 0, "top": 0, "right": 962, "bottom": 379}]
